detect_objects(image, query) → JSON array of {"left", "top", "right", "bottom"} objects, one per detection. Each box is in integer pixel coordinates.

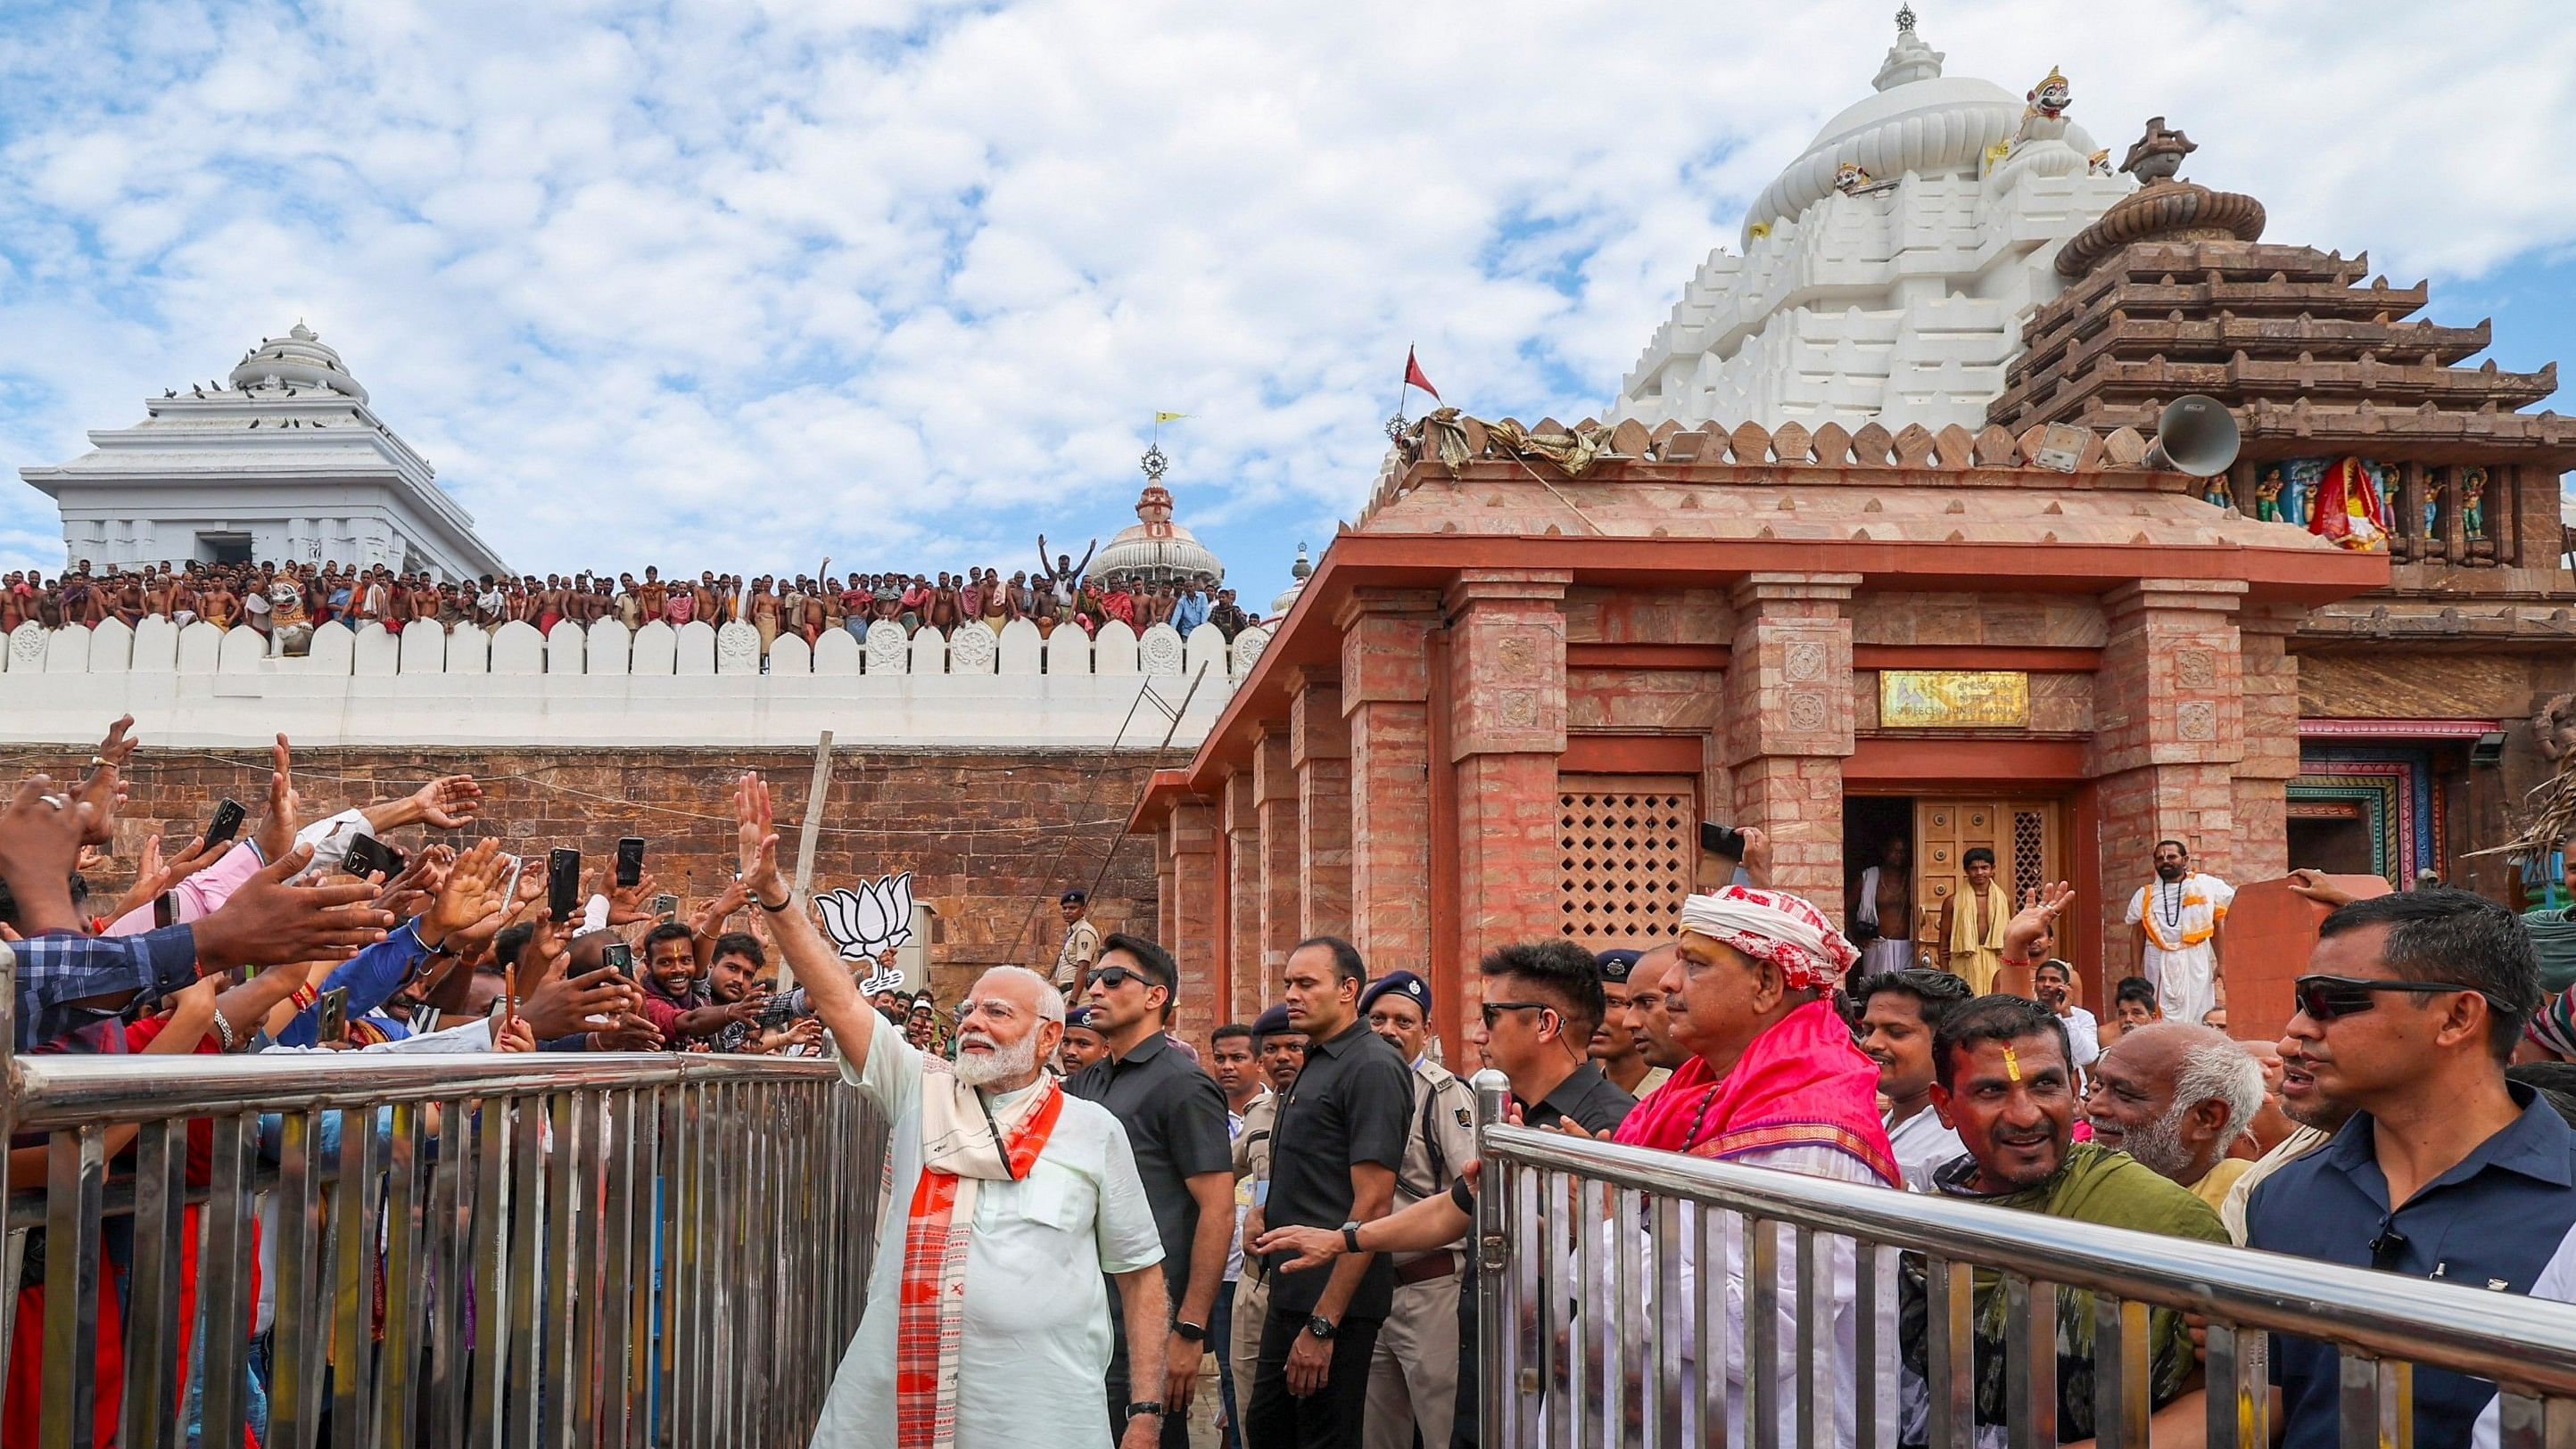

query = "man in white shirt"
[
  {"left": 722, "top": 776, "right": 1168, "bottom": 1449},
  {"left": 2124, "top": 839, "right": 2235, "bottom": 1027},
  {"left": 2030, "top": 951, "right": 2101, "bottom": 1079},
  {"left": 1858, "top": 967, "right": 1974, "bottom": 1190}
]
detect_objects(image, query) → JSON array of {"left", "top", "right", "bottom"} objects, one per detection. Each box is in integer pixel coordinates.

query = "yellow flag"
[{"left": 1153, "top": 411, "right": 1188, "bottom": 423}]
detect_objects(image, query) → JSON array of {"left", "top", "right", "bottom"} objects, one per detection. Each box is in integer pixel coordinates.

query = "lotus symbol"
[{"left": 815, "top": 873, "right": 917, "bottom": 966}]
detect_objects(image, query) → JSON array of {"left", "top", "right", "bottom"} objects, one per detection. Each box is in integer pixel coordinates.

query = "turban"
[
  {"left": 1677, "top": 885, "right": 1861, "bottom": 992},
  {"left": 2528, "top": 984, "right": 2576, "bottom": 1061}
]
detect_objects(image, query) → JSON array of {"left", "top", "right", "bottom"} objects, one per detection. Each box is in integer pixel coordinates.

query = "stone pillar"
[
  {"left": 1444, "top": 572, "right": 1570, "bottom": 994},
  {"left": 1290, "top": 672, "right": 1353, "bottom": 940},
  {"left": 1720, "top": 573, "right": 1861, "bottom": 915},
  {"left": 1167, "top": 798, "right": 1221, "bottom": 1044},
  {"left": 1155, "top": 823, "right": 1177, "bottom": 963},
  {"left": 2088, "top": 579, "right": 2249, "bottom": 976},
  {"left": 1222, "top": 770, "right": 1261, "bottom": 1029},
  {"left": 1253, "top": 729, "right": 1301, "bottom": 1016},
  {"left": 2231, "top": 603, "right": 2306, "bottom": 888},
  {"left": 1338, "top": 589, "right": 1442, "bottom": 976}
]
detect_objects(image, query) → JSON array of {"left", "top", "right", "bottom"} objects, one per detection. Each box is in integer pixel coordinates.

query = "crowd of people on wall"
[
  {"left": 14, "top": 714, "right": 2576, "bottom": 1449},
  {"left": 0, "top": 551, "right": 1266, "bottom": 660}
]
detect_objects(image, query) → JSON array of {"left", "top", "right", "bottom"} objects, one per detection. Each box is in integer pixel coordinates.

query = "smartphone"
[
  {"left": 615, "top": 836, "right": 646, "bottom": 888},
  {"left": 344, "top": 835, "right": 407, "bottom": 882},
  {"left": 500, "top": 853, "right": 525, "bottom": 910},
  {"left": 546, "top": 848, "right": 582, "bottom": 923},
  {"left": 203, "top": 798, "right": 247, "bottom": 850},
  {"left": 652, "top": 893, "right": 681, "bottom": 921},
  {"left": 153, "top": 891, "right": 179, "bottom": 928},
  {"left": 317, "top": 986, "right": 349, "bottom": 1047},
  {"left": 604, "top": 941, "right": 635, "bottom": 977}
]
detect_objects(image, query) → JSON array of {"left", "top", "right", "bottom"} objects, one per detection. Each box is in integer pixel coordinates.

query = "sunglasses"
[
  {"left": 1480, "top": 1000, "right": 1552, "bottom": 1030},
  {"left": 2291, "top": 974, "right": 2499, "bottom": 1022},
  {"left": 1089, "top": 965, "right": 1168, "bottom": 993}
]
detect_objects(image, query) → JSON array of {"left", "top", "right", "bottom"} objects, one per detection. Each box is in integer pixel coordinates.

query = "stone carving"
[
  {"left": 1496, "top": 690, "right": 1540, "bottom": 729},
  {"left": 865, "top": 620, "right": 910, "bottom": 675},
  {"left": 1784, "top": 639, "right": 1828, "bottom": 682},
  {"left": 1833, "top": 161, "right": 1877, "bottom": 194},
  {"left": 2121, "top": 115, "right": 2193, "bottom": 183},
  {"left": 2175, "top": 649, "right": 2216, "bottom": 689},
  {"left": 2534, "top": 694, "right": 2576, "bottom": 764},
  {"left": 2201, "top": 475, "right": 2233, "bottom": 511},
  {"left": 1497, "top": 634, "right": 1540, "bottom": 678},
  {"left": 2176, "top": 699, "right": 2217, "bottom": 741},
  {"left": 8, "top": 622, "right": 44, "bottom": 670},
  {"left": 2255, "top": 467, "right": 2284, "bottom": 523},
  {"left": 951, "top": 621, "right": 1000, "bottom": 673},
  {"left": 1137, "top": 623, "right": 1185, "bottom": 678},
  {"left": 2461, "top": 466, "right": 2489, "bottom": 540},
  {"left": 716, "top": 622, "right": 762, "bottom": 675},
  {"left": 2423, "top": 473, "right": 2446, "bottom": 539},
  {"left": 1231, "top": 625, "right": 1274, "bottom": 675},
  {"left": 1786, "top": 691, "right": 1830, "bottom": 732}
]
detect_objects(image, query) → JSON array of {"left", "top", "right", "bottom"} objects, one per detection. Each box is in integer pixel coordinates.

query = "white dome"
[
  {"left": 1268, "top": 542, "right": 1312, "bottom": 617},
  {"left": 1742, "top": 21, "right": 2098, "bottom": 244},
  {"left": 1094, "top": 484, "right": 1225, "bottom": 585},
  {"left": 227, "top": 321, "right": 369, "bottom": 402}
]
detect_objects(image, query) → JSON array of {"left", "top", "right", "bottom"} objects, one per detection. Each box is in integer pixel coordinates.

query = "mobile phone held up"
[
  {"left": 604, "top": 941, "right": 636, "bottom": 977},
  {"left": 615, "top": 836, "right": 646, "bottom": 889},
  {"left": 203, "top": 797, "right": 248, "bottom": 850},
  {"left": 547, "top": 848, "right": 582, "bottom": 923},
  {"left": 317, "top": 986, "right": 350, "bottom": 1047},
  {"left": 652, "top": 893, "right": 681, "bottom": 922},
  {"left": 344, "top": 835, "right": 408, "bottom": 883}
]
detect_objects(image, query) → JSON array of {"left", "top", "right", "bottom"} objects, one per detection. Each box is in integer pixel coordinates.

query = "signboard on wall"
[{"left": 1878, "top": 671, "right": 2031, "bottom": 729}]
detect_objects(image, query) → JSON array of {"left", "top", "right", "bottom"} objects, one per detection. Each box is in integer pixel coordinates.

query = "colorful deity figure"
[
  {"left": 2202, "top": 474, "right": 2235, "bottom": 511},
  {"left": 2462, "top": 466, "right": 2489, "bottom": 539},
  {"left": 2308, "top": 457, "right": 2390, "bottom": 551},
  {"left": 2283, "top": 458, "right": 2328, "bottom": 529},
  {"left": 2423, "top": 473, "right": 2445, "bottom": 539},
  {"left": 2255, "top": 468, "right": 2284, "bottom": 523}
]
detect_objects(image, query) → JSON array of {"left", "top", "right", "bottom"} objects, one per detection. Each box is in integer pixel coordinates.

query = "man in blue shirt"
[{"left": 2248, "top": 888, "right": 2576, "bottom": 1449}]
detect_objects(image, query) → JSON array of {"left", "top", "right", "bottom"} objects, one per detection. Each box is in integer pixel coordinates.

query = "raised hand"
[
  {"left": 253, "top": 734, "right": 301, "bottom": 866},
  {"left": 192, "top": 844, "right": 393, "bottom": 970},
  {"left": 603, "top": 870, "right": 659, "bottom": 926},
  {"left": 73, "top": 715, "right": 135, "bottom": 847},
  {"left": 425, "top": 839, "right": 507, "bottom": 943},
  {"left": 733, "top": 773, "right": 785, "bottom": 904},
  {"left": 0, "top": 774, "right": 99, "bottom": 933},
  {"left": 408, "top": 775, "right": 483, "bottom": 829},
  {"left": 519, "top": 965, "right": 630, "bottom": 1041},
  {"left": 2002, "top": 881, "right": 2076, "bottom": 960},
  {"left": 691, "top": 877, "right": 749, "bottom": 936},
  {"left": 376, "top": 843, "right": 452, "bottom": 921}
]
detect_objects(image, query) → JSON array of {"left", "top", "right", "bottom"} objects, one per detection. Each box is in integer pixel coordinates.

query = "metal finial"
[
  {"left": 1895, "top": 4, "right": 1917, "bottom": 31},
  {"left": 1383, "top": 413, "right": 1408, "bottom": 442},
  {"left": 1139, "top": 442, "right": 1168, "bottom": 482}
]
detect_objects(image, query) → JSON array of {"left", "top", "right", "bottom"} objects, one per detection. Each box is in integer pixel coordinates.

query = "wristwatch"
[
  {"left": 1172, "top": 1321, "right": 1207, "bottom": 1344},
  {"left": 1124, "top": 1401, "right": 1165, "bottom": 1420},
  {"left": 1304, "top": 1314, "right": 1338, "bottom": 1341},
  {"left": 1342, "top": 1224, "right": 1364, "bottom": 1256}
]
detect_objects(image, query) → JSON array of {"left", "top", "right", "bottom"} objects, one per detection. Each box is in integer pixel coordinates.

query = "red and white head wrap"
[{"left": 1677, "top": 885, "right": 1861, "bottom": 992}]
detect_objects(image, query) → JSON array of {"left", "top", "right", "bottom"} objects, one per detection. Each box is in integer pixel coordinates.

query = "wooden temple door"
[{"left": 1915, "top": 797, "right": 2069, "bottom": 963}]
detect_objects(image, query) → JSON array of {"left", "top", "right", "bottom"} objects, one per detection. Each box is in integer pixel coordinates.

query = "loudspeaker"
[{"left": 2142, "top": 394, "right": 2242, "bottom": 477}]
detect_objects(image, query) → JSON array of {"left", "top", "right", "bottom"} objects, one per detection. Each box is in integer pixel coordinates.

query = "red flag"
[{"left": 1403, "top": 348, "right": 1440, "bottom": 401}]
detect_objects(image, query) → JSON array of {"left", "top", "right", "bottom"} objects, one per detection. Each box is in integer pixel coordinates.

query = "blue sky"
[{"left": 3, "top": 0, "right": 2572, "bottom": 608}]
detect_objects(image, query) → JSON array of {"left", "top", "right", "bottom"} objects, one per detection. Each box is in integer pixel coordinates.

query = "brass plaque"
[{"left": 1878, "top": 671, "right": 2030, "bottom": 729}]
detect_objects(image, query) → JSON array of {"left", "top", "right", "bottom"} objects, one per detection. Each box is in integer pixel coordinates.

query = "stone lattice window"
[
  {"left": 2011, "top": 808, "right": 2049, "bottom": 901},
  {"left": 1557, "top": 776, "right": 1697, "bottom": 949}
]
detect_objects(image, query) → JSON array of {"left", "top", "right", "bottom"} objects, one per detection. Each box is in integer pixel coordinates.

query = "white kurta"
[
  {"left": 2125, "top": 872, "right": 2235, "bottom": 1025},
  {"left": 809, "top": 1033, "right": 1164, "bottom": 1449}
]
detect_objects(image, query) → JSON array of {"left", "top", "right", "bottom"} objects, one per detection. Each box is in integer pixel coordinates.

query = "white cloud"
[{"left": 0, "top": 0, "right": 2572, "bottom": 602}]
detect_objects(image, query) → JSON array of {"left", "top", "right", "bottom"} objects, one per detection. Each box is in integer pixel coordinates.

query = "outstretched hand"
[
  {"left": 408, "top": 775, "right": 483, "bottom": 829},
  {"left": 2002, "top": 881, "right": 2074, "bottom": 960},
  {"left": 253, "top": 734, "right": 300, "bottom": 866},
  {"left": 734, "top": 773, "right": 786, "bottom": 905}
]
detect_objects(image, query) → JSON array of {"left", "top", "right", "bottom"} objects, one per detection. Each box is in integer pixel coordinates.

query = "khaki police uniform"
[
  {"left": 1364, "top": 1056, "right": 1478, "bottom": 1449},
  {"left": 1228, "top": 1091, "right": 1280, "bottom": 1416}
]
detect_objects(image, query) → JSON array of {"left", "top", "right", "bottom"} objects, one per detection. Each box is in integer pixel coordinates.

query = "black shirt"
[
  {"left": 1261, "top": 1017, "right": 1413, "bottom": 1321},
  {"left": 1522, "top": 1060, "right": 1637, "bottom": 1136},
  {"left": 1066, "top": 1029, "right": 1233, "bottom": 1306}
]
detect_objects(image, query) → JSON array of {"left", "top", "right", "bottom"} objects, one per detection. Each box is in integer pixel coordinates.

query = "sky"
[{"left": 2, "top": 1, "right": 2572, "bottom": 609}]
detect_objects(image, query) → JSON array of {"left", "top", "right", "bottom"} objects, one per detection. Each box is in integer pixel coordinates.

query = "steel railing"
[
  {"left": 0, "top": 946, "right": 887, "bottom": 1449},
  {"left": 1466, "top": 1071, "right": 2576, "bottom": 1449}
]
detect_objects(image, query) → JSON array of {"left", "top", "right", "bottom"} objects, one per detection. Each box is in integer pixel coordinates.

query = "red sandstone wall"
[{"left": 10, "top": 744, "right": 1164, "bottom": 1006}]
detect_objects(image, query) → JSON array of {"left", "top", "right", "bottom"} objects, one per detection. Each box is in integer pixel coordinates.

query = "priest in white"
[
  {"left": 725, "top": 775, "right": 1168, "bottom": 1449},
  {"left": 2124, "top": 839, "right": 2235, "bottom": 1027}
]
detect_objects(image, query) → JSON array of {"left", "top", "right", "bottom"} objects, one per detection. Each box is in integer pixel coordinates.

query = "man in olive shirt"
[
  {"left": 1468, "top": 939, "right": 1638, "bottom": 1135},
  {"left": 1069, "top": 934, "right": 1234, "bottom": 1449},
  {"left": 1246, "top": 937, "right": 1413, "bottom": 1449}
]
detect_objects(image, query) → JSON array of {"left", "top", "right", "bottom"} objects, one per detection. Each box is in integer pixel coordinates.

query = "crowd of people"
[
  {"left": 0, "top": 549, "right": 1267, "bottom": 660},
  {"left": 13, "top": 714, "right": 2576, "bottom": 1449}
]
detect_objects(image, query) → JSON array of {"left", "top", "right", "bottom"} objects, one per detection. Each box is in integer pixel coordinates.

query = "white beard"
[{"left": 953, "top": 1030, "right": 1040, "bottom": 1088}]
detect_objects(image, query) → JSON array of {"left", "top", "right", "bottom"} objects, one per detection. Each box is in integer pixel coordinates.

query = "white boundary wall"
[{"left": 0, "top": 616, "right": 1272, "bottom": 750}]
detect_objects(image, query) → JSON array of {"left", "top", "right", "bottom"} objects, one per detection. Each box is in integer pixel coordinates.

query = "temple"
[
  {"left": 19, "top": 323, "right": 510, "bottom": 581},
  {"left": 1135, "top": 9, "right": 2576, "bottom": 1049}
]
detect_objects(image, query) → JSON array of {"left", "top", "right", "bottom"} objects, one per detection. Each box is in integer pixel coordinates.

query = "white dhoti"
[
  {"left": 1852, "top": 867, "right": 1914, "bottom": 976},
  {"left": 2126, "top": 873, "right": 2234, "bottom": 1029},
  {"left": 2146, "top": 942, "right": 2219, "bottom": 1027}
]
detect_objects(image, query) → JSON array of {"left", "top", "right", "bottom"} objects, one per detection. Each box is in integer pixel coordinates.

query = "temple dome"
[
  {"left": 1742, "top": 13, "right": 2100, "bottom": 244},
  {"left": 1268, "top": 542, "right": 1312, "bottom": 617},
  {"left": 227, "top": 321, "right": 369, "bottom": 402},
  {"left": 1094, "top": 484, "right": 1225, "bottom": 586}
]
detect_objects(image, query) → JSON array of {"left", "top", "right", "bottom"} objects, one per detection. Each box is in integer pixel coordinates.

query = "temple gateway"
[{"left": 1135, "top": 12, "right": 2576, "bottom": 1049}]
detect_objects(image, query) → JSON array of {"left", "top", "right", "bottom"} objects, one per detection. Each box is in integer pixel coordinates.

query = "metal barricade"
[
  {"left": 1468, "top": 1071, "right": 2576, "bottom": 1449},
  {"left": 0, "top": 946, "right": 887, "bottom": 1449}
]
